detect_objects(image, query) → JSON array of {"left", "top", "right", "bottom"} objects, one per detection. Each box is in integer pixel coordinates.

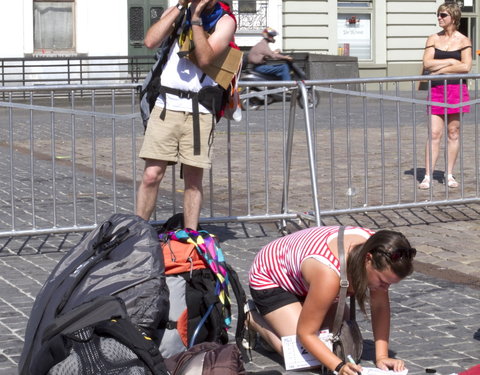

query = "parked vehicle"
[{"left": 239, "top": 58, "right": 320, "bottom": 110}]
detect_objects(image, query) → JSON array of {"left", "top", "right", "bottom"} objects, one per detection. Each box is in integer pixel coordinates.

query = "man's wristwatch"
[
  {"left": 191, "top": 19, "right": 203, "bottom": 26},
  {"left": 176, "top": 3, "right": 184, "bottom": 11}
]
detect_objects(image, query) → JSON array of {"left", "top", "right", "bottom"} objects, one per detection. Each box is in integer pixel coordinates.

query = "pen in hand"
[{"left": 347, "top": 355, "right": 362, "bottom": 375}]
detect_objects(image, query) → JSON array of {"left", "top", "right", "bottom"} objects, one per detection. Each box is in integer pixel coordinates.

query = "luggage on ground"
[
  {"left": 165, "top": 341, "right": 246, "bottom": 375},
  {"left": 156, "top": 214, "right": 248, "bottom": 362},
  {"left": 19, "top": 214, "right": 169, "bottom": 375}
]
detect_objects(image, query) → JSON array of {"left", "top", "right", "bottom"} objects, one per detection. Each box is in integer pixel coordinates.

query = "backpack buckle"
[{"left": 178, "top": 90, "right": 194, "bottom": 99}]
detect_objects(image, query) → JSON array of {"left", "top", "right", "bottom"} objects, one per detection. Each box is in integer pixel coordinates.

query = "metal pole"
[
  {"left": 280, "top": 86, "right": 298, "bottom": 230},
  {"left": 298, "top": 81, "right": 321, "bottom": 226}
]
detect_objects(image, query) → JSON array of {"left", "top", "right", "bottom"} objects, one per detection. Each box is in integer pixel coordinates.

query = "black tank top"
[
  {"left": 431, "top": 46, "right": 471, "bottom": 86},
  {"left": 434, "top": 48, "right": 462, "bottom": 61}
]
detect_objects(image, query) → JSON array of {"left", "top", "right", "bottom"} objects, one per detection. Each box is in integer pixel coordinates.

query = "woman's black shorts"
[{"left": 249, "top": 286, "right": 305, "bottom": 315}]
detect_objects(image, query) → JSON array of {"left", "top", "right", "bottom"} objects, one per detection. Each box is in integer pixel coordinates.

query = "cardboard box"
[{"left": 180, "top": 35, "right": 243, "bottom": 90}]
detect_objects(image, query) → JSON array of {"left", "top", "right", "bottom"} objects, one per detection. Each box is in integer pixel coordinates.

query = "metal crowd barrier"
[
  {"left": 0, "top": 55, "right": 153, "bottom": 87},
  {"left": 295, "top": 73, "right": 480, "bottom": 222},
  {"left": 0, "top": 74, "right": 479, "bottom": 238}
]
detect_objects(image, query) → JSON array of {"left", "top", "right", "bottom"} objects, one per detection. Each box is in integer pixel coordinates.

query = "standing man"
[
  {"left": 136, "top": 0, "right": 236, "bottom": 229},
  {"left": 248, "top": 27, "right": 293, "bottom": 81}
]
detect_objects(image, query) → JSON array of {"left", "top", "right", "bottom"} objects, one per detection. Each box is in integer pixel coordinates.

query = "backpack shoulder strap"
[
  {"left": 96, "top": 319, "right": 169, "bottom": 375},
  {"left": 200, "top": 1, "right": 237, "bottom": 40},
  {"left": 158, "top": 212, "right": 185, "bottom": 234},
  {"left": 32, "top": 296, "right": 130, "bottom": 375},
  {"left": 225, "top": 263, "right": 250, "bottom": 362},
  {"left": 142, "top": 8, "right": 186, "bottom": 96},
  {"left": 140, "top": 8, "right": 187, "bottom": 128},
  {"left": 219, "top": 1, "right": 237, "bottom": 27}
]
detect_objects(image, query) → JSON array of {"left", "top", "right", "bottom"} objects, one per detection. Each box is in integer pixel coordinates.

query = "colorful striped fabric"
[{"left": 159, "top": 229, "right": 232, "bottom": 327}]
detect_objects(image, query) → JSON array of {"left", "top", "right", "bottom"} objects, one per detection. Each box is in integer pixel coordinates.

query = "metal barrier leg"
[
  {"left": 281, "top": 82, "right": 321, "bottom": 228},
  {"left": 298, "top": 81, "right": 321, "bottom": 226},
  {"left": 280, "top": 87, "right": 298, "bottom": 233}
]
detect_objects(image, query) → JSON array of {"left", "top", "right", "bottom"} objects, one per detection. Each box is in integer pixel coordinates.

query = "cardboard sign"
[
  {"left": 179, "top": 33, "right": 243, "bottom": 90},
  {"left": 202, "top": 46, "right": 243, "bottom": 90}
]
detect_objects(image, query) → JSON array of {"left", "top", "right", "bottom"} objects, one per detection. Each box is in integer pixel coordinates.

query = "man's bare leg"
[
  {"left": 182, "top": 164, "right": 204, "bottom": 230},
  {"left": 136, "top": 159, "right": 168, "bottom": 220}
]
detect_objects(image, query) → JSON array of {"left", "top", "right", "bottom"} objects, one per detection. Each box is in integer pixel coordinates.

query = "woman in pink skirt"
[{"left": 419, "top": 2, "right": 472, "bottom": 189}]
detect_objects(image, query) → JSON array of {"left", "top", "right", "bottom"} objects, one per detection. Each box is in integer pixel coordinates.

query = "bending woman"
[
  {"left": 247, "top": 226, "right": 416, "bottom": 375},
  {"left": 419, "top": 2, "right": 472, "bottom": 190}
]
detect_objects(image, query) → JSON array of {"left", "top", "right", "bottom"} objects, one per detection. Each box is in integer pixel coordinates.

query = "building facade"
[
  {"left": 282, "top": 0, "right": 478, "bottom": 78},
  {"left": 0, "top": 0, "right": 477, "bottom": 78}
]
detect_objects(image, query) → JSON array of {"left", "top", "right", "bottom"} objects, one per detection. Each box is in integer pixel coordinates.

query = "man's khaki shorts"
[{"left": 139, "top": 106, "right": 215, "bottom": 169}]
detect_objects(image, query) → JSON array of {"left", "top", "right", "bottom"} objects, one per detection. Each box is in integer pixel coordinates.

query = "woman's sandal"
[
  {"left": 446, "top": 174, "right": 459, "bottom": 188},
  {"left": 242, "top": 300, "right": 276, "bottom": 353},
  {"left": 257, "top": 336, "right": 276, "bottom": 353},
  {"left": 418, "top": 175, "right": 431, "bottom": 190},
  {"left": 242, "top": 300, "right": 258, "bottom": 350}
]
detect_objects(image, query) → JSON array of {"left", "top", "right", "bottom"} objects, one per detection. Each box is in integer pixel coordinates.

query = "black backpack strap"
[
  {"left": 158, "top": 213, "right": 185, "bottom": 234},
  {"left": 192, "top": 93, "right": 201, "bottom": 155},
  {"left": 45, "top": 296, "right": 127, "bottom": 342},
  {"left": 96, "top": 319, "right": 170, "bottom": 375},
  {"left": 32, "top": 296, "right": 129, "bottom": 375},
  {"left": 140, "top": 8, "right": 187, "bottom": 129},
  {"left": 158, "top": 86, "right": 202, "bottom": 156},
  {"left": 36, "top": 319, "right": 170, "bottom": 375},
  {"left": 225, "top": 263, "right": 250, "bottom": 362},
  {"left": 35, "top": 333, "right": 71, "bottom": 375}
]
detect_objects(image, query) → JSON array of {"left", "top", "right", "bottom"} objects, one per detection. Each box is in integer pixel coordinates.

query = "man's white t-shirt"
[{"left": 155, "top": 42, "right": 217, "bottom": 114}]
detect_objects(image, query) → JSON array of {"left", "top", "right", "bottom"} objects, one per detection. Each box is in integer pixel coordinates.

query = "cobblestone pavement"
[
  {"left": 0, "top": 92, "right": 479, "bottom": 374},
  {"left": 0, "top": 216, "right": 479, "bottom": 375}
]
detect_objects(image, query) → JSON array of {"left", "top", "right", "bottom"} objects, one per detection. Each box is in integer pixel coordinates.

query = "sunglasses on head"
[
  {"left": 371, "top": 247, "right": 417, "bottom": 262},
  {"left": 437, "top": 12, "right": 450, "bottom": 18}
]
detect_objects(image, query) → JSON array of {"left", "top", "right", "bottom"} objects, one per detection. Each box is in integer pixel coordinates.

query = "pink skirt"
[{"left": 429, "top": 84, "right": 470, "bottom": 115}]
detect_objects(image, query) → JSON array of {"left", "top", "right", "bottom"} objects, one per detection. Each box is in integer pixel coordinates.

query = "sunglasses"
[
  {"left": 372, "top": 247, "right": 417, "bottom": 262},
  {"left": 437, "top": 12, "right": 450, "bottom": 19}
]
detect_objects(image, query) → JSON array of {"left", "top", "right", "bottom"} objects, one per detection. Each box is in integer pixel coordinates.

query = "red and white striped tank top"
[{"left": 249, "top": 226, "right": 374, "bottom": 296}]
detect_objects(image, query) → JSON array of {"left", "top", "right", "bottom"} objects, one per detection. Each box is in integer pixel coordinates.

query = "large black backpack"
[{"left": 19, "top": 214, "right": 169, "bottom": 375}]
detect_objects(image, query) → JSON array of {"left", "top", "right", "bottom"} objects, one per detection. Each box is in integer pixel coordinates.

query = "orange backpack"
[{"left": 162, "top": 237, "right": 207, "bottom": 275}]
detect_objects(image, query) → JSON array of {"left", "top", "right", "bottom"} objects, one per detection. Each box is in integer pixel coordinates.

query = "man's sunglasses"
[
  {"left": 371, "top": 247, "right": 417, "bottom": 262},
  {"left": 437, "top": 12, "right": 450, "bottom": 19}
]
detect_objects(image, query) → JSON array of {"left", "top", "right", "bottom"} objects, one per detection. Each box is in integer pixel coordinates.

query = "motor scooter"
[{"left": 239, "top": 58, "right": 320, "bottom": 110}]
